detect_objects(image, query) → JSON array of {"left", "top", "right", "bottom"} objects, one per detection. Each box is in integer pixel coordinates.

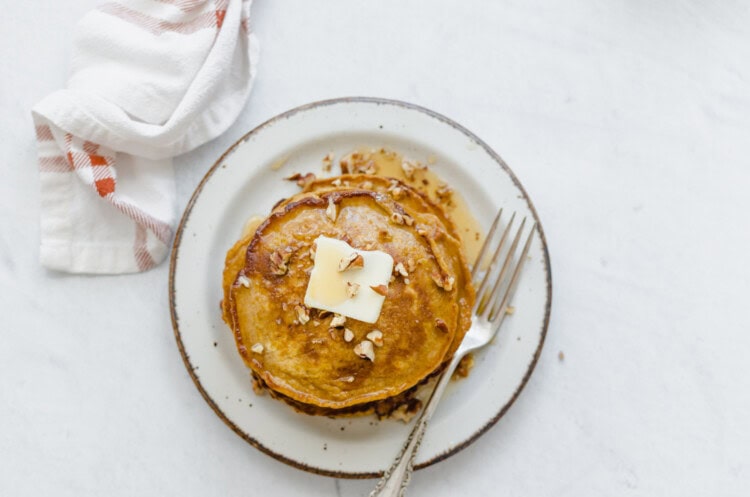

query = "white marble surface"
[{"left": 2, "top": 1, "right": 749, "bottom": 495}]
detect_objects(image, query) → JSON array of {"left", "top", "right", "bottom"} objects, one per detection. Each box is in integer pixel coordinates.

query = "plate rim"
[{"left": 168, "top": 96, "right": 552, "bottom": 479}]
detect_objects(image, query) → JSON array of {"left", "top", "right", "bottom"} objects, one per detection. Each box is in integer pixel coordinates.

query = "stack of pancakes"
[{"left": 221, "top": 174, "right": 475, "bottom": 418}]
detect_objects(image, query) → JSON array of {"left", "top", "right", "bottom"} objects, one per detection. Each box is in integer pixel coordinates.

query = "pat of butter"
[{"left": 304, "top": 236, "right": 393, "bottom": 323}]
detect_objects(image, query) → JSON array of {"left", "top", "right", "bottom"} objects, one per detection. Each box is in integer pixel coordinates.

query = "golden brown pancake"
[{"left": 222, "top": 178, "right": 474, "bottom": 417}]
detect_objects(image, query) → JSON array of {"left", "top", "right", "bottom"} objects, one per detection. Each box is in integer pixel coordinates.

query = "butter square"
[{"left": 304, "top": 236, "right": 394, "bottom": 323}]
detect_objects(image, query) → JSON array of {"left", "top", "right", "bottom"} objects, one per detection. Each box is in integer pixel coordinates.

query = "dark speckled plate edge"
[{"left": 168, "top": 97, "right": 552, "bottom": 479}]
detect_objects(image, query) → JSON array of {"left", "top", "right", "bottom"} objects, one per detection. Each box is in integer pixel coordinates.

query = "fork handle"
[{"left": 369, "top": 353, "right": 464, "bottom": 497}]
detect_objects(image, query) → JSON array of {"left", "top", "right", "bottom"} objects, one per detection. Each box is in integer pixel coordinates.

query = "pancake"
[{"left": 222, "top": 177, "right": 475, "bottom": 417}]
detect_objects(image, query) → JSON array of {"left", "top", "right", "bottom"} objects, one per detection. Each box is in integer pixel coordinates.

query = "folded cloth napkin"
[{"left": 32, "top": 0, "right": 259, "bottom": 273}]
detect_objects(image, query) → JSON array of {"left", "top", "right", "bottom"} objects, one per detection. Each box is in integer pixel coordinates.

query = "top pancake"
[{"left": 226, "top": 188, "right": 474, "bottom": 410}]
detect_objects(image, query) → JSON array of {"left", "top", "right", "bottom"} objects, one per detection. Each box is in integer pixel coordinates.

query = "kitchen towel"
[{"left": 32, "top": 0, "right": 259, "bottom": 273}]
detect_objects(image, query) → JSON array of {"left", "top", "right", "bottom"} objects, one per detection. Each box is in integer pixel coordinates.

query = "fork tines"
[{"left": 472, "top": 209, "right": 536, "bottom": 323}]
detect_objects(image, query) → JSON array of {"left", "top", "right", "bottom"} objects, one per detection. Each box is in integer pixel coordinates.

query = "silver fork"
[{"left": 370, "top": 209, "right": 536, "bottom": 497}]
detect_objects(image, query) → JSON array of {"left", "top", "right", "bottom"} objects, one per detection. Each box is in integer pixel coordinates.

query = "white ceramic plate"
[{"left": 169, "top": 97, "right": 551, "bottom": 478}]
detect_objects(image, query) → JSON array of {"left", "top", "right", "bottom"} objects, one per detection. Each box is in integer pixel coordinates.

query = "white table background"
[{"left": 2, "top": 1, "right": 749, "bottom": 495}]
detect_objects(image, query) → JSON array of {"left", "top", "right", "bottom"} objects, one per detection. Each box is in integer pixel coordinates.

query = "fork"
[{"left": 370, "top": 209, "right": 536, "bottom": 497}]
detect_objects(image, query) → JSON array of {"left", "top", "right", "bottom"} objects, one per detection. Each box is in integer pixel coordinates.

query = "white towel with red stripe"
[{"left": 32, "top": 0, "right": 259, "bottom": 273}]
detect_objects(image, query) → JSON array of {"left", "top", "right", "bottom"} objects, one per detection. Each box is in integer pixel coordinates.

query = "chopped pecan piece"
[
  {"left": 338, "top": 252, "right": 364, "bottom": 272},
  {"left": 435, "top": 318, "right": 450, "bottom": 333},
  {"left": 435, "top": 182, "right": 453, "bottom": 200},
  {"left": 370, "top": 284, "right": 388, "bottom": 296},
  {"left": 270, "top": 249, "right": 292, "bottom": 275},
  {"left": 354, "top": 340, "right": 375, "bottom": 361},
  {"left": 394, "top": 262, "right": 408, "bottom": 277},
  {"left": 366, "top": 330, "right": 383, "bottom": 347},
  {"left": 431, "top": 272, "right": 456, "bottom": 291},
  {"left": 346, "top": 282, "right": 360, "bottom": 298},
  {"left": 284, "top": 172, "right": 316, "bottom": 188},
  {"left": 361, "top": 161, "right": 377, "bottom": 175},
  {"left": 294, "top": 305, "right": 310, "bottom": 324},
  {"left": 401, "top": 159, "right": 417, "bottom": 180},
  {"left": 330, "top": 314, "right": 346, "bottom": 328},
  {"left": 322, "top": 154, "right": 334, "bottom": 172},
  {"left": 406, "top": 259, "right": 417, "bottom": 273},
  {"left": 237, "top": 275, "right": 251, "bottom": 288},
  {"left": 326, "top": 197, "right": 337, "bottom": 222}
]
